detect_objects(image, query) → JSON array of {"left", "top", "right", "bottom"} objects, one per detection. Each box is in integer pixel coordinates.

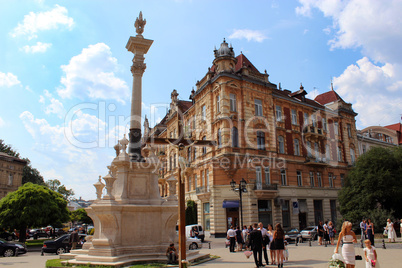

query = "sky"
[{"left": 1, "top": 0, "right": 401, "bottom": 200}]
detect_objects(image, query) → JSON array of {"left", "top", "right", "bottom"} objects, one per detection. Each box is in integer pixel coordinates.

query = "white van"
[{"left": 185, "top": 224, "right": 205, "bottom": 242}]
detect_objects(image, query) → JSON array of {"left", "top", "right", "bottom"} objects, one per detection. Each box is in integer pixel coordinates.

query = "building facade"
[
  {"left": 149, "top": 40, "right": 359, "bottom": 237},
  {"left": 0, "top": 152, "right": 26, "bottom": 199},
  {"left": 357, "top": 124, "right": 399, "bottom": 155}
]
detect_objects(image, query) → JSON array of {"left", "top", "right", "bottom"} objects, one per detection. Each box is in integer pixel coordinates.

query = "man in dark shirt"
[
  {"left": 69, "top": 228, "right": 79, "bottom": 250},
  {"left": 166, "top": 243, "right": 178, "bottom": 264},
  {"left": 248, "top": 223, "right": 264, "bottom": 267}
]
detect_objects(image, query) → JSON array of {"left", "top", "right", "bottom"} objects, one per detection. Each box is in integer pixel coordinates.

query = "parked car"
[
  {"left": 285, "top": 228, "right": 301, "bottom": 243},
  {"left": 42, "top": 234, "right": 87, "bottom": 255},
  {"left": 300, "top": 226, "right": 318, "bottom": 241},
  {"left": 0, "top": 231, "right": 16, "bottom": 241},
  {"left": 32, "top": 229, "right": 50, "bottom": 239},
  {"left": 187, "top": 237, "right": 202, "bottom": 250},
  {"left": 0, "top": 238, "right": 27, "bottom": 257},
  {"left": 185, "top": 225, "right": 205, "bottom": 242}
]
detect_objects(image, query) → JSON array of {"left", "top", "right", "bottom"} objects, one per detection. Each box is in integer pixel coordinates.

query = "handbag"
[
  {"left": 371, "top": 259, "right": 376, "bottom": 267},
  {"left": 244, "top": 250, "right": 252, "bottom": 259},
  {"left": 355, "top": 255, "right": 362, "bottom": 260}
]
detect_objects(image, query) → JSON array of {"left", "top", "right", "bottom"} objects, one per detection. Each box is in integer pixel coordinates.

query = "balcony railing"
[
  {"left": 254, "top": 183, "right": 278, "bottom": 191},
  {"left": 196, "top": 186, "right": 210, "bottom": 194}
]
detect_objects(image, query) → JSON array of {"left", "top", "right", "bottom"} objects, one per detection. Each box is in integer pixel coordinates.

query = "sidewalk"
[{"left": 197, "top": 237, "right": 402, "bottom": 267}]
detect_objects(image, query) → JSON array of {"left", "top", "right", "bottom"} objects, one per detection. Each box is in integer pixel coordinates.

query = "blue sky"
[{"left": 1, "top": 0, "right": 401, "bottom": 200}]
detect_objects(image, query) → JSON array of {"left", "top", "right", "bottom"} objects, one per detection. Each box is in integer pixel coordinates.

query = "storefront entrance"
[{"left": 226, "top": 208, "right": 239, "bottom": 229}]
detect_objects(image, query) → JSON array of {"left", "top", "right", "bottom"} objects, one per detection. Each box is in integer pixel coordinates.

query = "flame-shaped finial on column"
[
  {"left": 119, "top": 134, "right": 129, "bottom": 155},
  {"left": 94, "top": 176, "right": 105, "bottom": 200},
  {"left": 103, "top": 173, "right": 117, "bottom": 200},
  {"left": 134, "top": 11, "right": 146, "bottom": 36}
]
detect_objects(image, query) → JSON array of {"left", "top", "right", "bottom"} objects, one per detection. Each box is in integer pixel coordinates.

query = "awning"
[{"left": 222, "top": 200, "right": 239, "bottom": 208}]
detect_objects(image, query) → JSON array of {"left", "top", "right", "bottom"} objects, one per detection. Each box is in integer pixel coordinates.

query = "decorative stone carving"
[
  {"left": 103, "top": 173, "right": 117, "bottom": 200},
  {"left": 94, "top": 176, "right": 105, "bottom": 200},
  {"left": 119, "top": 134, "right": 129, "bottom": 155},
  {"left": 166, "top": 176, "right": 178, "bottom": 201},
  {"left": 134, "top": 11, "right": 146, "bottom": 36}
]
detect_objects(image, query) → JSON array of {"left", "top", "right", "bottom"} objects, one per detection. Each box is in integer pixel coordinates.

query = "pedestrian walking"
[
  {"left": 335, "top": 221, "right": 357, "bottom": 268},
  {"left": 386, "top": 218, "right": 396, "bottom": 242},
  {"left": 227, "top": 225, "right": 236, "bottom": 253},
  {"left": 235, "top": 226, "right": 243, "bottom": 252},
  {"left": 267, "top": 224, "right": 276, "bottom": 265},
  {"left": 364, "top": 239, "right": 379, "bottom": 268},
  {"left": 69, "top": 228, "right": 79, "bottom": 250},
  {"left": 258, "top": 222, "right": 269, "bottom": 265},
  {"left": 360, "top": 219, "right": 367, "bottom": 243},
  {"left": 317, "top": 221, "right": 324, "bottom": 245},
  {"left": 273, "top": 223, "right": 285, "bottom": 268},
  {"left": 366, "top": 219, "right": 375, "bottom": 246},
  {"left": 328, "top": 221, "right": 335, "bottom": 245},
  {"left": 248, "top": 223, "right": 264, "bottom": 268}
]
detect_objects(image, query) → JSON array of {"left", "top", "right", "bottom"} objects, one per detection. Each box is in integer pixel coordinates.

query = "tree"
[
  {"left": 0, "top": 183, "right": 70, "bottom": 242},
  {"left": 185, "top": 200, "right": 197, "bottom": 225},
  {"left": 0, "top": 139, "right": 45, "bottom": 185},
  {"left": 338, "top": 146, "right": 402, "bottom": 230},
  {"left": 45, "top": 179, "right": 75, "bottom": 201},
  {"left": 70, "top": 208, "right": 93, "bottom": 225}
]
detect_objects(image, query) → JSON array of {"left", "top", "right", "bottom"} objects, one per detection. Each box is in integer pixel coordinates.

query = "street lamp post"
[{"left": 230, "top": 178, "right": 247, "bottom": 228}]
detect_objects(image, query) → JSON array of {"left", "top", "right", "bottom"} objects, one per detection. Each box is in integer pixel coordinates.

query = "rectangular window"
[
  {"left": 201, "top": 170, "right": 204, "bottom": 187},
  {"left": 216, "top": 95, "right": 220, "bottom": 113},
  {"left": 297, "top": 171, "right": 302, "bottom": 187},
  {"left": 276, "top": 105, "right": 282, "bottom": 121},
  {"left": 326, "top": 144, "right": 331, "bottom": 161},
  {"left": 350, "top": 148, "right": 355, "bottom": 164},
  {"left": 282, "top": 200, "right": 291, "bottom": 228},
  {"left": 202, "top": 105, "right": 206, "bottom": 120},
  {"left": 310, "top": 171, "right": 315, "bottom": 187},
  {"left": 334, "top": 122, "right": 339, "bottom": 135},
  {"left": 323, "top": 118, "right": 327, "bottom": 131},
  {"left": 328, "top": 173, "right": 334, "bottom": 188},
  {"left": 206, "top": 169, "right": 210, "bottom": 192},
  {"left": 347, "top": 124, "right": 352, "bottom": 138},
  {"left": 230, "top": 94, "right": 236, "bottom": 112},
  {"left": 258, "top": 200, "right": 272, "bottom": 227},
  {"left": 311, "top": 114, "right": 317, "bottom": 127},
  {"left": 203, "top": 203, "right": 210, "bottom": 231},
  {"left": 313, "top": 200, "right": 323, "bottom": 225},
  {"left": 330, "top": 200, "right": 337, "bottom": 224},
  {"left": 362, "top": 145, "right": 366, "bottom": 154},
  {"left": 281, "top": 169, "right": 287, "bottom": 186},
  {"left": 264, "top": 167, "right": 270, "bottom": 185},
  {"left": 291, "top": 109, "right": 297, "bottom": 125},
  {"left": 194, "top": 174, "right": 198, "bottom": 188},
  {"left": 337, "top": 146, "right": 342, "bottom": 162},
  {"left": 294, "top": 139, "right": 300, "bottom": 156},
  {"left": 256, "top": 167, "right": 262, "bottom": 190},
  {"left": 307, "top": 141, "right": 312, "bottom": 157},
  {"left": 188, "top": 176, "right": 192, "bottom": 191},
  {"left": 304, "top": 112, "right": 309, "bottom": 126},
  {"left": 340, "top": 174, "right": 345, "bottom": 187},
  {"left": 255, "top": 99, "right": 263, "bottom": 116},
  {"left": 317, "top": 172, "right": 322, "bottom": 187}
]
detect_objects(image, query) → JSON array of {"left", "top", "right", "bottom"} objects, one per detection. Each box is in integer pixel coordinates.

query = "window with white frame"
[
  {"left": 264, "top": 167, "right": 270, "bottom": 185},
  {"left": 257, "top": 131, "right": 265, "bottom": 150},
  {"left": 202, "top": 136, "right": 207, "bottom": 155},
  {"left": 194, "top": 174, "right": 198, "bottom": 188},
  {"left": 326, "top": 144, "right": 331, "bottom": 161},
  {"left": 337, "top": 146, "right": 342, "bottom": 162},
  {"left": 216, "top": 95, "right": 220, "bottom": 113},
  {"left": 217, "top": 128, "right": 222, "bottom": 148},
  {"left": 307, "top": 141, "right": 312, "bottom": 157},
  {"left": 206, "top": 169, "right": 210, "bottom": 191},
  {"left": 255, "top": 99, "right": 263, "bottom": 116},
  {"left": 202, "top": 105, "right": 206, "bottom": 120},
  {"left": 311, "top": 114, "right": 317, "bottom": 127},
  {"left": 297, "top": 171, "right": 302, "bottom": 186},
  {"left": 294, "top": 139, "right": 300, "bottom": 156},
  {"left": 276, "top": 105, "right": 282, "bottom": 121},
  {"left": 350, "top": 148, "right": 355, "bottom": 164},
  {"left": 188, "top": 176, "right": 192, "bottom": 191},
  {"left": 232, "top": 127, "right": 239, "bottom": 148},
  {"left": 328, "top": 173, "right": 334, "bottom": 188},
  {"left": 310, "top": 171, "right": 315, "bottom": 187},
  {"left": 304, "top": 112, "right": 309, "bottom": 126},
  {"left": 314, "top": 142, "right": 320, "bottom": 161},
  {"left": 278, "top": 136, "right": 285, "bottom": 154},
  {"left": 347, "top": 124, "right": 352, "bottom": 138},
  {"left": 317, "top": 172, "right": 322, "bottom": 187},
  {"left": 256, "top": 166, "right": 262, "bottom": 189},
  {"left": 281, "top": 169, "right": 287, "bottom": 185},
  {"left": 8, "top": 173, "right": 13, "bottom": 186},
  {"left": 291, "top": 109, "right": 297, "bottom": 125},
  {"left": 323, "top": 118, "right": 327, "bottom": 131},
  {"left": 334, "top": 121, "right": 339, "bottom": 135},
  {"left": 230, "top": 94, "right": 237, "bottom": 112}
]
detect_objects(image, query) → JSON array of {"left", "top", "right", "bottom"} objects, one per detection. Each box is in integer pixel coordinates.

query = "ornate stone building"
[
  {"left": 0, "top": 152, "right": 26, "bottom": 199},
  {"left": 149, "top": 40, "right": 359, "bottom": 237},
  {"left": 356, "top": 123, "right": 400, "bottom": 155}
]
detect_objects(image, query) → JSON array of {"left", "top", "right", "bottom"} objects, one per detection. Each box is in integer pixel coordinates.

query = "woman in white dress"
[
  {"left": 335, "top": 221, "right": 357, "bottom": 268},
  {"left": 386, "top": 219, "right": 396, "bottom": 242},
  {"left": 364, "top": 239, "right": 379, "bottom": 268}
]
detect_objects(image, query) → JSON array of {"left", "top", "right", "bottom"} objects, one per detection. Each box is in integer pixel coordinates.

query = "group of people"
[
  {"left": 336, "top": 221, "right": 379, "bottom": 268},
  {"left": 227, "top": 223, "right": 287, "bottom": 268},
  {"left": 359, "top": 219, "right": 376, "bottom": 246},
  {"left": 316, "top": 220, "right": 336, "bottom": 245}
]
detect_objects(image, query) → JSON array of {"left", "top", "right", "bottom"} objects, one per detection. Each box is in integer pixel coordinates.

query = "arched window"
[
  {"left": 257, "top": 131, "right": 265, "bottom": 150},
  {"left": 350, "top": 147, "right": 355, "bottom": 164},
  {"left": 217, "top": 129, "right": 222, "bottom": 148},
  {"left": 232, "top": 127, "right": 239, "bottom": 148},
  {"left": 294, "top": 139, "right": 300, "bottom": 156},
  {"left": 278, "top": 136, "right": 285, "bottom": 154}
]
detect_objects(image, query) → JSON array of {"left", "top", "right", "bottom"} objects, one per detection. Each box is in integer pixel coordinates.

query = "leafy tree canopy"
[
  {"left": 0, "top": 139, "right": 45, "bottom": 185},
  {"left": 0, "top": 183, "right": 70, "bottom": 241},
  {"left": 46, "top": 179, "right": 75, "bottom": 201},
  {"left": 338, "top": 146, "right": 402, "bottom": 228},
  {"left": 70, "top": 208, "right": 93, "bottom": 225}
]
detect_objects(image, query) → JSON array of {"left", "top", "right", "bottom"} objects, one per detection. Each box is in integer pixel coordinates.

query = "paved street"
[{"left": 1, "top": 238, "right": 401, "bottom": 267}]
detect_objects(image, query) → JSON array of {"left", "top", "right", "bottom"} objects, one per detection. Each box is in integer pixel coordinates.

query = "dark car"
[
  {"left": 0, "top": 238, "right": 27, "bottom": 257},
  {"left": 300, "top": 226, "right": 318, "bottom": 241},
  {"left": 30, "top": 229, "right": 50, "bottom": 239},
  {"left": 42, "top": 234, "right": 86, "bottom": 255},
  {"left": 285, "top": 228, "right": 301, "bottom": 243},
  {"left": 0, "top": 231, "right": 16, "bottom": 241}
]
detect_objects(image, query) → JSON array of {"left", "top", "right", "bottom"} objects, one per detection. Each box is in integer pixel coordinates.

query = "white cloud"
[
  {"left": 229, "top": 29, "right": 267, "bottom": 43},
  {"left": 11, "top": 5, "right": 74, "bottom": 40},
  {"left": 57, "top": 43, "right": 130, "bottom": 104},
  {"left": 334, "top": 57, "right": 402, "bottom": 128},
  {"left": 296, "top": 0, "right": 402, "bottom": 64},
  {"left": 0, "top": 72, "right": 21, "bottom": 87},
  {"left": 39, "top": 90, "right": 65, "bottom": 118},
  {"left": 0, "top": 117, "right": 5, "bottom": 127},
  {"left": 21, "top": 42, "right": 52, "bottom": 53}
]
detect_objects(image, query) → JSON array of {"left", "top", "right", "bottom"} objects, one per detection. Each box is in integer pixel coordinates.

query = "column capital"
[{"left": 131, "top": 62, "right": 146, "bottom": 75}]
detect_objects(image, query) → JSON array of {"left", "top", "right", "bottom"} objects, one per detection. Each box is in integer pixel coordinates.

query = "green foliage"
[
  {"left": 338, "top": 147, "right": 402, "bottom": 224},
  {"left": 46, "top": 179, "right": 75, "bottom": 201},
  {"left": 185, "top": 200, "right": 197, "bottom": 225},
  {"left": 0, "top": 139, "right": 20, "bottom": 157},
  {"left": 0, "top": 183, "right": 70, "bottom": 240},
  {"left": 70, "top": 208, "right": 93, "bottom": 225},
  {"left": 366, "top": 207, "right": 394, "bottom": 233}
]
